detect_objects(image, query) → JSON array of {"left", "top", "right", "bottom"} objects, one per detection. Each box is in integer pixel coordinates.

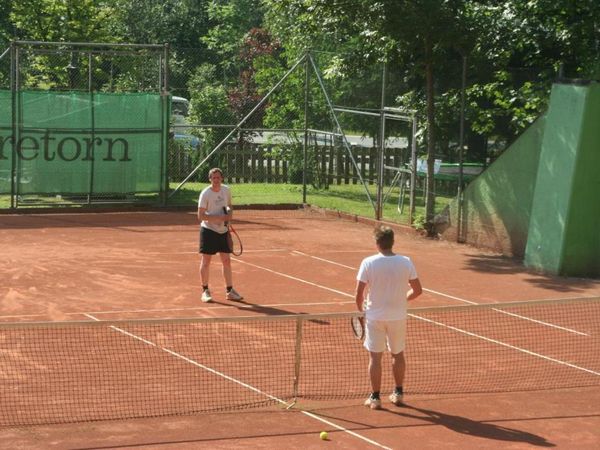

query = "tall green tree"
[
  {"left": 110, "top": 0, "right": 212, "bottom": 97},
  {"left": 0, "top": 0, "right": 14, "bottom": 44},
  {"left": 264, "top": 0, "right": 475, "bottom": 225},
  {"left": 202, "top": 0, "right": 264, "bottom": 75},
  {"left": 466, "top": 0, "right": 600, "bottom": 147},
  {"left": 9, "top": 0, "right": 117, "bottom": 42},
  {"left": 111, "top": 0, "right": 208, "bottom": 46}
]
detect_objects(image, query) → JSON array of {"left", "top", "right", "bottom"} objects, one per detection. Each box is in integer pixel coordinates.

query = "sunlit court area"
[
  {"left": 2, "top": 1, "right": 600, "bottom": 449},
  {"left": 1, "top": 209, "right": 600, "bottom": 448}
]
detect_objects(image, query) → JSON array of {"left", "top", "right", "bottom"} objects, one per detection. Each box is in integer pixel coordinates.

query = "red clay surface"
[{"left": 1, "top": 210, "right": 599, "bottom": 449}]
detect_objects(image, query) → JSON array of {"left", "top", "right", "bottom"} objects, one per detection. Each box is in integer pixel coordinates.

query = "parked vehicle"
[{"left": 171, "top": 96, "right": 200, "bottom": 149}]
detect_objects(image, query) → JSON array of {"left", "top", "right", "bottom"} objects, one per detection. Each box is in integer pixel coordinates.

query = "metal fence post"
[
  {"left": 376, "top": 63, "right": 387, "bottom": 220},
  {"left": 291, "top": 316, "right": 304, "bottom": 405},
  {"left": 302, "top": 51, "right": 310, "bottom": 204}
]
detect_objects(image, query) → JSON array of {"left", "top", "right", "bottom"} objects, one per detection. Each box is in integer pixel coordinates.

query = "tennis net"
[{"left": 1, "top": 297, "right": 599, "bottom": 426}]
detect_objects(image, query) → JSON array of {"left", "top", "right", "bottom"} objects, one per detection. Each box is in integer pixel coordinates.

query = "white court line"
[
  {"left": 84, "top": 313, "right": 286, "bottom": 403},
  {"left": 0, "top": 301, "right": 355, "bottom": 320},
  {"left": 84, "top": 313, "right": 390, "bottom": 449},
  {"left": 83, "top": 301, "right": 354, "bottom": 315},
  {"left": 146, "top": 249, "right": 289, "bottom": 255},
  {"left": 301, "top": 410, "right": 391, "bottom": 449},
  {"left": 234, "top": 258, "right": 351, "bottom": 297},
  {"left": 412, "top": 314, "right": 600, "bottom": 377},
  {"left": 291, "top": 251, "right": 589, "bottom": 336},
  {"left": 235, "top": 253, "right": 598, "bottom": 376}
]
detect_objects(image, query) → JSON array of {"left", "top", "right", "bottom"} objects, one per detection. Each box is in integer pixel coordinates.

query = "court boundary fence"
[
  {"left": 169, "top": 51, "right": 421, "bottom": 222},
  {"left": 1, "top": 43, "right": 437, "bottom": 224},
  {"left": 0, "top": 41, "right": 170, "bottom": 208}
]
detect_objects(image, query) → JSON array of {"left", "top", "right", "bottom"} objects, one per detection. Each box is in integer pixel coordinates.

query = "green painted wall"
[
  {"left": 565, "top": 85, "right": 600, "bottom": 276},
  {"left": 443, "top": 117, "right": 545, "bottom": 256},
  {"left": 440, "top": 82, "right": 599, "bottom": 277},
  {"left": 525, "top": 83, "right": 600, "bottom": 276}
]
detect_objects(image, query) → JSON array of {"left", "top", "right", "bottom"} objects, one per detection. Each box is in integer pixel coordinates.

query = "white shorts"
[{"left": 363, "top": 319, "right": 407, "bottom": 354}]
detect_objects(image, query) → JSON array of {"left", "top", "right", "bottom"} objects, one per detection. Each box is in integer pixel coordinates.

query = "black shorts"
[{"left": 200, "top": 227, "right": 231, "bottom": 255}]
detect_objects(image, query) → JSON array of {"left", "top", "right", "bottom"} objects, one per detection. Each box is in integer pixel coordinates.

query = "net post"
[{"left": 291, "top": 315, "right": 304, "bottom": 405}]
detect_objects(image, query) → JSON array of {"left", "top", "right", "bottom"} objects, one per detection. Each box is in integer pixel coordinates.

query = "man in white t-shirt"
[
  {"left": 197, "top": 167, "right": 243, "bottom": 303},
  {"left": 355, "top": 225, "right": 422, "bottom": 410}
]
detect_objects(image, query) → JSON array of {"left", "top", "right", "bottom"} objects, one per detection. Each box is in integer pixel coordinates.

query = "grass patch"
[{"left": 1, "top": 182, "right": 454, "bottom": 228}]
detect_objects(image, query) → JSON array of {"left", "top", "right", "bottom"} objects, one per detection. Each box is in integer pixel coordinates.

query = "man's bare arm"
[
  {"left": 355, "top": 280, "right": 367, "bottom": 311},
  {"left": 407, "top": 278, "right": 422, "bottom": 301},
  {"left": 197, "top": 207, "right": 228, "bottom": 223}
]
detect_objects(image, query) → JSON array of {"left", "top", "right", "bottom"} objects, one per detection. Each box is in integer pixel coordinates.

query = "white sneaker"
[
  {"left": 364, "top": 396, "right": 382, "bottom": 410},
  {"left": 389, "top": 392, "right": 403, "bottom": 406},
  {"left": 226, "top": 288, "right": 243, "bottom": 301},
  {"left": 201, "top": 289, "right": 213, "bottom": 303}
]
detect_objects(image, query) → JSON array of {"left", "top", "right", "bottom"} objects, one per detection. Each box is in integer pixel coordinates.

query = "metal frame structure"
[
  {"left": 169, "top": 51, "right": 419, "bottom": 222},
  {"left": 4, "top": 41, "right": 169, "bottom": 208}
]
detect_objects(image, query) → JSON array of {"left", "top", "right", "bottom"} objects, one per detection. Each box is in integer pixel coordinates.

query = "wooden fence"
[{"left": 169, "top": 141, "right": 409, "bottom": 186}]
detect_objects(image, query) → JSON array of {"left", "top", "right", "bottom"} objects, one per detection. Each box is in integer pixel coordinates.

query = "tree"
[
  {"left": 228, "top": 28, "right": 280, "bottom": 127},
  {"left": 202, "top": 0, "right": 264, "bottom": 75},
  {"left": 0, "top": 0, "right": 14, "bottom": 43},
  {"left": 110, "top": 0, "right": 212, "bottom": 97},
  {"left": 111, "top": 0, "right": 209, "bottom": 46},
  {"left": 466, "top": 0, "right": 600, "bottom": 149},
  {"left": 263, "top": 0, "right": 476, "bottom": 226},
  {"left": 9, "top": 0, "right": 117, "bottom": 43}
]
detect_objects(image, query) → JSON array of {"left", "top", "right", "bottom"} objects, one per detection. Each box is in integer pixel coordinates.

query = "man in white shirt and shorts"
[
  {"left": 355, "top": 225, "right": 422, "bottom": 409},
  {"left": 197, "top": 167, "right": 243, "bottom": 303}
]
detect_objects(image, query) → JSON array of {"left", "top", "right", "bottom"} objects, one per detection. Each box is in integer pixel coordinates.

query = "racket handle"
[{"left": 222, "top": 206, "right": 230, "bottom": 226}]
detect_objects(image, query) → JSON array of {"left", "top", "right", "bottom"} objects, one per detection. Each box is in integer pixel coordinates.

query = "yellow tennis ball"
[{"left": 320, "top": 431, "right": 328, "bottom": 440}]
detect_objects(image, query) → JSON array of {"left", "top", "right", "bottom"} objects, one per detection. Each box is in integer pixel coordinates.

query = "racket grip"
[{"left": 222, "top": 206, "right": 230, "bottom": 225}]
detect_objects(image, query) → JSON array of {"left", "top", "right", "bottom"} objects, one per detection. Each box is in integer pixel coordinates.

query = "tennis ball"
[{"left": 320, "top": 431, "right": 329, "bottom": 440}]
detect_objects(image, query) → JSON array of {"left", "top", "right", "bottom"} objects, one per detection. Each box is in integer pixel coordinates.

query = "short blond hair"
[{"left": 373, "top": 225, "right": 394, "bottom": 250}]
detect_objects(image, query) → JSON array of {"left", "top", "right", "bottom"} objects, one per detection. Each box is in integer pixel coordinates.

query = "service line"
[{"left": 290, "top": 251, "right": 589, "bottom": 336}]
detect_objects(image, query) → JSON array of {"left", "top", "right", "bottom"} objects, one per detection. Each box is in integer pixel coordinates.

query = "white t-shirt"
[
  {"left": 356, "top": 253, "right": 418, "bottom": 321},
  {"left": 198, "top": 184, "right": 231, "bottom": 234}
]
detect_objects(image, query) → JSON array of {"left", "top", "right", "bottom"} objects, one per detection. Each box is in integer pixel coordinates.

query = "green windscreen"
[
  {"left": 0, "top": 89, "right": 11, "bottom": 194},
  {"left": 0, "top": 90, "right": 166, "bottom": 198}
]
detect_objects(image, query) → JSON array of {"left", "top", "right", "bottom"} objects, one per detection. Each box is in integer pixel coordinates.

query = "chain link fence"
[
  {"left": 0, "top": 41, "right": 168, "bottom": 208},
  {"left": 2, "top": 40, "right": 552, "bottom": 226},
  {"left": 166, "top": 46, "right": 528, "bottom": 226},
  {"left": 165, "top": 48, "right": 453, "bottom": 225}
]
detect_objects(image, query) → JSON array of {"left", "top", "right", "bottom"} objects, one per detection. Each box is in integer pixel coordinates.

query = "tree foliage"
[
  {"left": 260, "top": 0, "right": 600, "bottom": 223},
  {"left": 202, "top": 0, "right": 264, "bottom": 73},
  {"left": 0, "top": 0, "right": 598, "bottom": 219},
  {"left": 9, "top": 0, "right": 117, "bottom": 43}
]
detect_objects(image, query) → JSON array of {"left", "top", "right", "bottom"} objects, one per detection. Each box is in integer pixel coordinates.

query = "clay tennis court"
[{"left": 1, "top": 208, "right": 600, "bottom": 449}]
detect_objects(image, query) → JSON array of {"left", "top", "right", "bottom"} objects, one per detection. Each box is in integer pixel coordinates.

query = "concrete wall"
[
  {"left": 440, "top": 117, "right": 545, "bottom": 257},
  {"left": 524, "top": 83, "right": 600, "bottom": 276},
  {"left": 439, "top": 81, "right": 600, "bottom": 277}
]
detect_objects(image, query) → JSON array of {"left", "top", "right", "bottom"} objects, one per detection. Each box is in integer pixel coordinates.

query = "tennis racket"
[
  {"left": 351, "top": 316, "right": 364, "bottom": 340},
  {"left": 223, "top": 207, "right": 243, "bottom": 256},
  {"left": 227, "top": 222, "right": 243, "bottom": 256}
]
